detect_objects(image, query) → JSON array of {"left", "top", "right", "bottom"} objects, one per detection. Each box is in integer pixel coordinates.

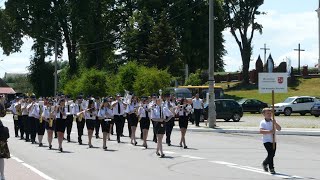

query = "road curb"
[{"left": 171, "top": 127, "right": 320, "bottom": 136}]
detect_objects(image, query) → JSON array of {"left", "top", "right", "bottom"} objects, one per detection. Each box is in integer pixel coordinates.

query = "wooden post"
[{"left": 272, "top": 90, "right": 276, "bottom": 150}]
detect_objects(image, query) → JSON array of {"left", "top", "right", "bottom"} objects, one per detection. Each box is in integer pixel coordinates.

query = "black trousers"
[
  {"left": 18, "top": 115, "right": 24, "bottom": 138},
  {"left": 13, "top": 115, "right": 20, "bottom": 136},
  {"left": 23, "top": 115, "right": 30, "bottom": 140},
  {"left": 95, "top": 118, "right": 102, "bottom": 136},
  {"left": 30, "top": 117, "right": 38, "bottom": 142},
  {"left": 76, "top": 118, "right": 85, "bottom": 139},
  {"left": 263, "top": 142, "right": 277, "bottom": 169},
  {"left": 114, "top": 115, "right": 125, "bottom": 141},
  {"left": 65, "top": 115, "right": 73, "bottom": 137},
  {"left": 165, "top": 117, "right": 175, "bottom": 144},
  {"left": 194, "top": 109, "right": 202, "bottom": 126},
  {"left": 126, "top": 114, "right": 132, "bottom": 137}
]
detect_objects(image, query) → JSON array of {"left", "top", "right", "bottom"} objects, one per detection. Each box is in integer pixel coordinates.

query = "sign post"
[{"left": 259, "top": 73, "right": 288, "bottom": 149}]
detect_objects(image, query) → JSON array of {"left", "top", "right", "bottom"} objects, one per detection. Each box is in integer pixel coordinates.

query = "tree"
[
  {"left": 115, "top": 61, "right": 140, "bottom": 93},
  {"left": 133, "top": 67, "right": 171, "bottom": 96},
  {"left": 224, "top": 0, "right": 264, "bottom": 84},
  {"left": 146, "top": 11, "right": 182, "bottom": 76}
]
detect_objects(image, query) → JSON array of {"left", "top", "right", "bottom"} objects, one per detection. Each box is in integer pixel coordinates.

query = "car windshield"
[{"left": 283, "top": 97, "right": 295, "bottom": 103}]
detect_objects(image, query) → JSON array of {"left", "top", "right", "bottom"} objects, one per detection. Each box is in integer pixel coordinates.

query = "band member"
[
  {"left": 9, "top": 97, "right": 19, "bottom": 137},
  {"left": 15, "top": 97, "right": 25, "bottom": 139},
  {"left": 260, "top": 108, "right": 281, "bottom": 174},
  {"left": 73, "top": 96, "right": 86, "bottom": 145},
  {"left": 85, "top": 99, "right": 97, "bottom": 148},
  {"left": 111, "top": 94, "right": 126, "bottom": 143},
  {"left": 28, "top": 96, "right": 40, "bottom": 144},
  {"left": 126, "top": 96, "right": 139, "bottom": 145},
  {"left": 151, "top": 98, "right": 173, "bottom": 158},
  {"left": 43, "top": 100, "right": 55, "bottom": 149},
  {"left": 107, "top": 97, "right": 114, "bottom": 139},
  {"left": 95, "top": 97, "right": 102, "bottom": 139},
  {"left": 21, "top": 96, "right": 30, "bottom": 142},
  {"left": 37, "top": 99, "right": 46, "bottom": 147},
  {"left": 148, "top": 94, "right": 157, "bottom": 143},
  {"left": 65, "top": 96, "right": 74, "bottom": 142},
  {"left": 175, "top": 98, "right": 191, "bottom": 149},
  {"left": 137, "top": 98, "right": 150, "bottom": 148},
  {"left": 55, "top": 99, "right": 67, "bottom": 152},
  {"left": 98, "top": 98, "right": 112, "bottom": 150},
  {"left": 164, "top": 94, "right": 176, "bottom": 146}
]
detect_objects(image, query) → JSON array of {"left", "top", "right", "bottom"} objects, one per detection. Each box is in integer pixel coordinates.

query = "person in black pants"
[
  {"left": 21, "top": 97, "right": 30, "bottom": 142},
  {"left": 74, "top": 97, "right": 85, "bottom": 145},
  {"left": 65, "top": 96, "right": 74, "bottom": 142},
  {"left": 192, "top": 94, "right": 203, "bottom": 127},
  {"left": 9, "top": 98, "right": 19, "bottom": 137},
  {"left": 259, "top": 108, "right": 282, "bottom": 174},
  {"left": 111, "top": 94, "right": 126, "bottom": 143},
  {"left": 16, "top": 101, "right": 25, "bottom": 140},
  {"left": 27, "top": 96, "right": 40, "bottom": 144},
  {"left": 164, "top": 94, "right": 175, "bottom": 146},
  {"left": 148, "top": 95, "right": 157, "bottom": 143}
]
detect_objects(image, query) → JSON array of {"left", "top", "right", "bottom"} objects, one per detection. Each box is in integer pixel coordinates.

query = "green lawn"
[{"left": 221, "top": 78, "right": 320, "bottom": 105}]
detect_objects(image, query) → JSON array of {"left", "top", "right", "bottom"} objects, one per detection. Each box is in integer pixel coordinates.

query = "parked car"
[
  {"left": 204, "top": 99, "right": 243, "bottom": 122},
  {"left": 273, "top": 96, "right": 318, "bottom": 116},
  {"left": 311, "top": 102, "right": 320, "bottom": 117},
  {"left": 238, "top": 98, "right": 268, "bottom": 113}
]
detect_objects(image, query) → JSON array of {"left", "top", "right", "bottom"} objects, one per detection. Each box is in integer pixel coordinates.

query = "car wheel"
[
  {"left": 284, "top": 108, "right": 292, "bottom": 116},
  {"left": 300, "top": 112, "right": 306, "bottom": 116},
  {"left": 275, "top": 113, "right": 280, "bottom": 116},
  {"left": 232, "top": 113, "right": 241, "bottom": 122},
  {"left": 315, "top": 115, "right": 320, "bottom": 117},
  {"left": 258, "top": 108, "right": 263, "bottom": 114},
  {"left": 224, "top": 119, "right": 230, "bottom": 122}
]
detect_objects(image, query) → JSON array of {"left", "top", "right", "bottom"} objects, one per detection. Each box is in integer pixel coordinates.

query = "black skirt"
[
  {"left": 129, "top": 113, "right": 138, "bottom": 127},
  {"left": 86, "top": 119, "right": 95, "bottom": 130},
  {"left": 45, "top": 119, "right": 55, "bottom": 130},
  {"left": 101, "top": 120, "right": 110, "bottom": 133},
  {"left": 154, "top": 122, "right": 165, "bottom": 135},
  {"left": 179, "top": 116, "right": 188, "bottom": 129},
  {"left": 56, "top": 118, "right": 66, "bottom": 133},
  {"left": 140, "top": 117, "right": 150, "bottom": 130}
]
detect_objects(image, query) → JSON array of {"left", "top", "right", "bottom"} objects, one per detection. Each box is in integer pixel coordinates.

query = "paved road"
[{"left": 1, "top": 115, "right": 319, "bottom": 180}]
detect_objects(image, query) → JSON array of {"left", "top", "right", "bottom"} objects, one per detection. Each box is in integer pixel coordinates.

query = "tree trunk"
[{"left": 241, "top": 42, "right": 252, "bottom": 84}]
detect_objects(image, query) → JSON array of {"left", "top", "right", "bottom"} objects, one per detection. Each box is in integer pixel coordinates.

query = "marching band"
[{"left": 8, "top": 92, "right": 195, "bottom": 158}]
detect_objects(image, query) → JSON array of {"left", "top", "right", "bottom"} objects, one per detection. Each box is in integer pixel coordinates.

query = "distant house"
[{"left": 3, "top": 72, "right": 31, "bottom": 94}]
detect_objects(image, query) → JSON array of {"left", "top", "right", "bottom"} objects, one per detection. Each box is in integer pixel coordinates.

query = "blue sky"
[{"left": 0, "top": 0, "right": 319, "bottom": 77}]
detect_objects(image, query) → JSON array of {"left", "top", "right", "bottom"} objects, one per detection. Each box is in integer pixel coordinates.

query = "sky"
[{"left": 0, "top": 0, "right": 319, "bottom": 77}]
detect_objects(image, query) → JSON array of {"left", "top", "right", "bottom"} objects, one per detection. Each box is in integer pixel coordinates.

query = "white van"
[{"left": 273, "top": 96, "right": 318, "bottom": 116}]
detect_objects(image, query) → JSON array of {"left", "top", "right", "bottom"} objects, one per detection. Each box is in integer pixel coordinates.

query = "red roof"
[{"left": 0, "top": 87, "right": 16, "bottom": 94}]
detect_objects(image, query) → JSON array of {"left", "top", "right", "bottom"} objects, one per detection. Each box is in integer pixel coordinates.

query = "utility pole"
[
  {"left": 54, "top": 40, "right": 58, "bottom": 97},
  {"left": 316, "top": 0, "right": 320, "bottom": 73},
  {"left": 294, "top": 43, "right": 305, "bottom": 75},
  {"left": 208, "top": 0, "right": 216, "bottom": 128},
  {"left": 260, "top": 43, "right": 270, "bottom": 65}
]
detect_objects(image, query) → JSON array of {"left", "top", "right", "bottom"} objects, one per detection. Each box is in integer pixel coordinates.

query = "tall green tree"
[
  {"left": 224, "top": 0, "right": 264, "bottom": 84},
  {"left": 146, "top": 11, "right": 182, "bottom": 76}
]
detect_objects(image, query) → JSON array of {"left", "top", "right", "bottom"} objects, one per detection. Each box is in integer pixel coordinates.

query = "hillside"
[{"left": 219, "top": 78, "right": 320, "bottom": 105}]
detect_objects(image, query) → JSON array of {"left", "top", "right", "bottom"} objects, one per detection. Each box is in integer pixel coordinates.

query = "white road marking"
[
  {"left": 181, "top": 155, "right": 206, "bottom": 160},
  {"left": 11, "top": 155, "right": 55, "bottom": 180},
  {"left": 163, "top": 151, "right": 176, "bottom": 154},
  {"left": 210, "top": 161, "right": 304, "bottom": 179}
]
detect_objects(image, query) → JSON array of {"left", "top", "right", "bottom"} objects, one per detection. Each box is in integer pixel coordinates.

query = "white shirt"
[
  {"left": 98, "top": 107, "right": 112, "bottom": 119},
  {"left": 30, "top": 103, "right": 41, "bottom": 119},
  {"left": 21, "top": 103, "right": 29, "bottom": 115},
  {"left": 72, "top": 103, "right": 82, "bottom": 115},
  {"left": 192, "top": 98, "right": 203, "bottom": 109},
  {"left": 42, "top": 106, "right": 51, "bottom": 119},
  {"left": 260, "top": 119, "right": 275, "bottom": 143},
  {"left": 56, "top": 106, "right": 67, "bottom": 119},
  {"left": 138, "top": 104, "right": 150, "bottom": 118},
  {"left": 112, "top": 101, "right": 125, "bottom": 116},
  {"left": 85, "top": 110, "right": 97, "bottom": 120},
  {"left": 65, "top": 102, "right": 74, "bottom": 116},
  {"left": 10, "top": 103, "right": 17, "bottom": 114},
  {"left": 126, "top": 102, "right": 139, "bottom": 114},
  {"left": 175, "top": 105, "right": 192, "bottom": 116},
  {"left": 151, "top": 105, "right": 173, "bottom": 119}
]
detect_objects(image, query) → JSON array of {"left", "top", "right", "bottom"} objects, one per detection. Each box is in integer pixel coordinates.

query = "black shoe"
[
  {"left": 262, "top": 164, "right": 268, "bottom": 172},
  {"left": 49, "top": 145, "right": 52, "bottom": 150},
  {"left": 67, "top": 136, "right": 71, "bottom": 142},
  {"left": 134, "top": 142, "right": 138, "bottom": 146},
  {"left": 39, "top": 143, "right": 43, "bottom": 147},
  {"left": 59, "top": 148, "right": 63, "bottom": 152},
  {"left": 117, "top": 140, "right": 120, "bottom": 143},
  {"left": 121, "top": 134, "right": 124, "bottom": 137},
  {"left": 31, "top": 141, "right": 35, "bottom": 144},
  {"left": 96, "top": 135, "right": 100, "bottom": 139},
  {"left": 160, "top": 154, "right": 165, "bottom": 158},
  {"left": 184, "top": 146, "right": 188, "bottom": 149},
  {"left": 89, "top": 145, "right": 93, "bottom": 148},
  {"left": 270, "top": 169, "right": 276, "bottom": 174},
  {"left": 20, "top": 137, "right": 25, "bottom": 140},
  {"left": 179, "top": 144, "right": 183, "bottom": 147},
  {"left": 167, "top": 143, "right": 171, "bottom": 146},
  {"left": 103, "top": 146, "right": 108, "bottom": 150},
  {"left": 156, "top": 152, "right": 160, "bottom": 156},
  {"left": 15, "top": 135, "right": 19, "bottom": 138},
  {"left": 25, "top": 139, "right": 30, "bottom": 142},
  {"left": 54, "top": 136, "right": 57, "bottom": 139}
]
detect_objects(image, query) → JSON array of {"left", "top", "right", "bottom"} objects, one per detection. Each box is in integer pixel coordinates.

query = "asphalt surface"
[{"left": 1, "top": 114, "right": 320, "bottom": 180}]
